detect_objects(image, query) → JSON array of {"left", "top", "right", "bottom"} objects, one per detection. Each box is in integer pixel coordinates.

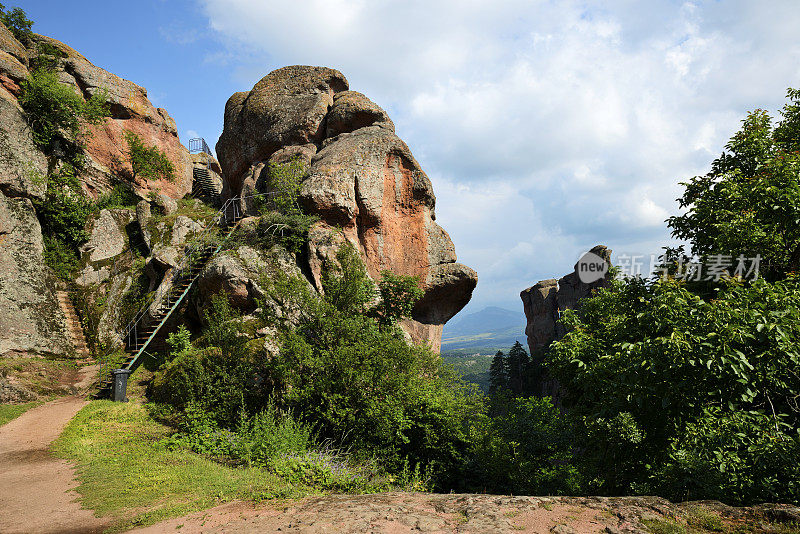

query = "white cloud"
[{"left": 199, "top": 0, "right": 800, "bottom": 314}]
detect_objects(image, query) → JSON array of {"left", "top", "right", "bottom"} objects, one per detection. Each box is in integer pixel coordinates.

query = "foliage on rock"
[
  {"left": 20, "top": 68, "right": 108, "bottom": 157},
  {"left": 124, "top": 131, "right": 176, "bottom": 184}
]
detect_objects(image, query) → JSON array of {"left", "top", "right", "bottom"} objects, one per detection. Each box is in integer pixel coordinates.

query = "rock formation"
[
  {"left": 0, "top": 21, "right": 194, "bottom": 358},
  {"left": 216, "top": 66, "right": 477, "bottom": 350},
  {"left": 25, "top": 34, "right": 193, "bottom": 199},
  {"left": 520, "top": 245, "right": 611, "bottom": 355}
]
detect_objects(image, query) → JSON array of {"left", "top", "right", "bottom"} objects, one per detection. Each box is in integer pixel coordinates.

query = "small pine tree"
[
  {"left": 506, "top": 341, "right": 530, "bottom": 396},
  {"left": 489, "top": 350, "right": 508, "bottom": 393}
]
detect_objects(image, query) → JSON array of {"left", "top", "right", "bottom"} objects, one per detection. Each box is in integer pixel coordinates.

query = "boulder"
[
  {"left": 216, "top": 65, "right": 349, "bottom": 191},
  {"left": 80, "top": 208, "right": 134, "bottom": 263},
  {"left": 216, "top": 66, "right": 478, "bottom": 350},
  {"left": 153, "top": 192, "right": 177, "bottom": 216},
  {"left": 0, "top": 22, "right": 27, "bottom": 66},
  {"left": 325, "top": 90, "right": 394, "bottom": 138},
  {"left": 195, "top": 245, "right": 303, "bottom": 319},
  {"left": 170, "top": 215, "right": 202, "bottom": 245},
  {"left": 0, "top": 192, "right": 71, "bottom": 356}
]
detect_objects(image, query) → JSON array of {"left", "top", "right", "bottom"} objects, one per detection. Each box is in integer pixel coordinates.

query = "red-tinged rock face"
[
  {"left": 85, "top": 117, "right": 192, "bottom": 199},
  {"left": 217, "top": 66, "right": 478, "bottom": 350},
  {"left": 21, "top": 34, "right": 194, "bottom": 199}
]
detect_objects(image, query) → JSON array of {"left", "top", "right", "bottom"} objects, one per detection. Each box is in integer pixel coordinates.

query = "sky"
[{"left": 17, "top": 0, "right": 800, "bottom": 319}]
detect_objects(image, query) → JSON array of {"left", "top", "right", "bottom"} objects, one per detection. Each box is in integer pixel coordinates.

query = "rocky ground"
[{"left": 130, "top": 493, "right": 800, "bottom": 534}]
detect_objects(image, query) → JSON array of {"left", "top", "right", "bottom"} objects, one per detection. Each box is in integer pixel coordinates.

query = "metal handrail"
[
  {"left": 100, "top": 192, "right": 279, "bottom": 370},
  {"left": 188, "top": 137, "right": 211, "bottom": 154}
]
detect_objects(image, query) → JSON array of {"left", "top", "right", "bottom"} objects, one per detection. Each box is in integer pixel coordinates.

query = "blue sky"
[{"left": 17, "top": 1, "right": 800, "bottom": 319}]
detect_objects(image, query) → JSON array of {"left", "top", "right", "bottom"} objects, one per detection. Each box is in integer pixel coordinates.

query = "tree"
[
  {"left": 506, "top": 341, "right": 530, "bottom": 396},
  {"left": 0, "top": 4, "right": 33, "bottom": 42},
  {"left": 489, "top": 350, "right": 508, "bottom": 393},
  {"left": 668, "top": 88, "right": 800, "bottom": 280},
  {"left": 547, "top": 275, "right": 800, "bottom": 503}
]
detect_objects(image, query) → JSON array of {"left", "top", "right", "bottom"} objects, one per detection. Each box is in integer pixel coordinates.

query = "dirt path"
[{"left": 0, "top": 365, "right": 108, "bottom": 534}]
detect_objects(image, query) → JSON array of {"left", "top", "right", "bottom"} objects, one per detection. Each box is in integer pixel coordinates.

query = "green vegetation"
[
  {"left": 52, "top": 401, "right": 314, "bottom": 530},
  {"left": 255, "top": 157, "right": 318, "bottom": 253},
  {"left": 668, "top": 88, "right": 800, "bottom": 280},
  {"left": 547, "top": 276, "right": 800, "bottom": 503},
  {"left": 0, "top": 400, "right": 42, "bottom": 426},
  {"left": 0, "top": 3, "right": 33, "bottom": 42},
  {"left": 150, "top": 243, "right": 478, "bottom": 490},
  {"left": 124, "top": 131, "right": 176, "bottom": 183},
  {"left": 20, "top": 68, "right": 108, "bottom": 155}
]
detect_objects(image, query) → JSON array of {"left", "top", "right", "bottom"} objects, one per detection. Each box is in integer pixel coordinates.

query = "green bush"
[
  {"left": 124, "top": 131, "right": 176, "bottom": 183},
  {"left": 153, "top": 245, "right": 482, "bottom": 490},
  {"left": 257, "top": 211, "right": 318, "bottom": 254},
  {"left": 469, "top": 395, "right": 583, "bottom": 495},
  {"left": 20, "top": 68, "right": 108, "bottom": 154},
  {"left": 34, "top": 166, "right": 96, "bottom": 279},
  {"left": 150, "top": 296, "right": 266, "bottom": 425},
  {"left": 95, "top": 182, "right": 139, "bottom": 210},
  {"left": 546, "top": 275, "right": 800, "bottom": 503}
]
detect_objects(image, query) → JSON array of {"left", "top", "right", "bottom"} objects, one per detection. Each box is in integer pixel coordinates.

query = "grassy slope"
[
  {"left": 0, "top": 400, "right": 43, "bottom": 426},
  {"left": 52, "top": 401, "right": 317, "bottom": 531}
]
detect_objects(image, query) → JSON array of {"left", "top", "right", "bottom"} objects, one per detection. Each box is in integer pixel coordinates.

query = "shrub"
[
  {"left": 95, "top": 182, "right": 139, "bottom": 210},
  {"left": 34, "top": 166, "right": 95, "bottom": 279},
  {"left": 150, "top": 296, "right": 266, "bottom": 426},
  {"left": 257, "top": 211, "right": 318, "bottom": 254},
  {"left": 20, "top": 69, "right": 108, "bottom": 154},
  {"left": 264, "top": 157, "right": 306, "bottom": 214},
  {"left": 469, "top": 396, "right": 582, "bottom": 495},
  {"left": 547, "top": 275, "right": 800, "bottom": 503},
  {"left": 124, "top": 131, "right": 176, "bottom": 183},
  {"left": 262, "top": 246, "right": 482, "bottom": 488}
]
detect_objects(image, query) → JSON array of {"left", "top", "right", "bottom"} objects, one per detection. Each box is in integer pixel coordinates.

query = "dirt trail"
[{"left": 0, "top": 365, "right": 108, "bottom": 534}]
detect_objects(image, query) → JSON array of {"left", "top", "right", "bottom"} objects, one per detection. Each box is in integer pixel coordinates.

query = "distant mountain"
[{"left": 441, "top": 306, "right": 527, "bottom": 352}]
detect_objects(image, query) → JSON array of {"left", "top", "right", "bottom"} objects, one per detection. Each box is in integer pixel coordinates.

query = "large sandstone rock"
[
  {"left": 195, "top": 244, "right": 304, "bottom": 320},
  {"left": 216, "top": 66, "right": 478, "bottom": 351},
  {"left": 520, "top": 245, "right": 612, "bottom": 355},
  {"left": 0, "top": 192, "right": 71, "bottom": 356},
  {"left": 217, "top": 66, "right": 348, "bottom": 192},
  {"left": 25, "top": 34, "right": 193, "bottom": 199}
]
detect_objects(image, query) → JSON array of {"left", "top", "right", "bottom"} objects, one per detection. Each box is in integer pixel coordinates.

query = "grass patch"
[
  {"left": 0, "top": 357, "right": 79, "bottom": 397},
  {"left": 52, "top": 401, "right": 317, "bottom": 531},
  {"left": 687, "top": 507, "right": 725, "bottom": 532},
  {"left": 642, "top": 518, "right": 686, "bottom": 534},
  {"left": 0, "top": 400, "right": 43, "bottom": 426}
]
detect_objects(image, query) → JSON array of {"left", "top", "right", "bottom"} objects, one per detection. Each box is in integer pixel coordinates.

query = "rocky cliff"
[
  {"left": 216, "top": 66, "right": 477, "bottom": 350},
  {"left": 0, "top": 22, "right": 193, "bottom": 358},
  {"left": 520, "top": 245, "right": 611, "bottom": 356}
]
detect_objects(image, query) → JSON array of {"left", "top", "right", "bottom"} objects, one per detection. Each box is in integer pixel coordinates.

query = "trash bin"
[{"left": 111, "top": 369, "right": 132, "bottom": 402}]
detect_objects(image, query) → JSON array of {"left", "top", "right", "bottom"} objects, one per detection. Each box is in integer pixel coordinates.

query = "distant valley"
[{"left": 441, "top": 306, "right": 528, "bottom": 391}]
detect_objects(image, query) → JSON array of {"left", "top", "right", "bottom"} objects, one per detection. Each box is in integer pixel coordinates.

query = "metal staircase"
[
  {"left": 191, "top": 167, "right": 221, "bottom": 206},
  {"left": 95, "top": 195, "right": 255, "bottom": 399}
]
